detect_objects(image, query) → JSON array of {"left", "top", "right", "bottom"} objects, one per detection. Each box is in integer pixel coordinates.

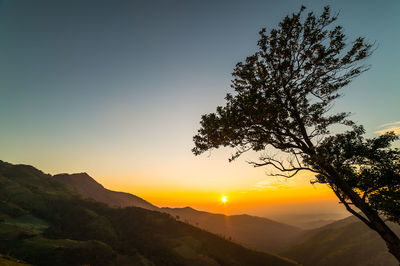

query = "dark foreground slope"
[
  {"left": 0, "top": 254, "right": 30, "bottom": 265},
  {"left": 0, "top": 161, "right": 297, "bottom": 266},
  {"left": 56, "top": 172, "right": 304, "bottom": 253},
  {"left": 283, "top": 216, "right": 399, "bottom": 266}
]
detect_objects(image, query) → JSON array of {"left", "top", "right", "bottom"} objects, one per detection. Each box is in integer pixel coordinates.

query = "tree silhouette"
[{"left": 192, "top": 6, "right": 400, "bottom": 262}]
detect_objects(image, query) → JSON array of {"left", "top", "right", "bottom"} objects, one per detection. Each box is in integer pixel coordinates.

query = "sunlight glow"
[{"left": 221, "top": 195, "right": 228, "bottom": 203}]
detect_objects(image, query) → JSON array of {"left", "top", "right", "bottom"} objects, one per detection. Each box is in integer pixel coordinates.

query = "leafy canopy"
[
  {"left": 193, "top": 6, "right": 372, "bottom": 158},
  {"left": 307, "top": 127, "right": 400, "bottom": 223}
]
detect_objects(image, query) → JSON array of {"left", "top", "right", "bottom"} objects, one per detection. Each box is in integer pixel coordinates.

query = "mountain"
[
  {"left": 282, "top": 216, "right": 400, "bottom": 266},
  {"left": 55, "top": 171, "right": 305, "bottom": 253},
  {"left": 50, "top": 165, "right": 400, "bottom": 265},
  {"left": 162, "top": 207, "right": 303, "bottom": 253},
  {"left": 54, "top": 173, "right": 157, "bottom": 210},
  {"left": 0, "top": 160, "right": 297, "bottom": 266}
]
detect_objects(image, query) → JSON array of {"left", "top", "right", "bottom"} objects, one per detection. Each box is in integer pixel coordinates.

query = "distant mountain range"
[
  {"left": 54, "top": 172, "right": 304, "bottom": 253},
  {"left": 54, "top": 169, "right": 400, "bottom": 265},
  {"left": 0, "top": 160, "right": 296, "bottom": 266},
  {"left": 161, "top": 207, "right": 302, "bottom": 253}
]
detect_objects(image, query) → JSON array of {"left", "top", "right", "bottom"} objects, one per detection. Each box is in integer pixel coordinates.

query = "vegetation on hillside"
[
  {"left": 0, "top": 160, "right": 296, "bottom": 266},
  {"left": 55, "top": 168, "right": 399, "bottom": 264}
]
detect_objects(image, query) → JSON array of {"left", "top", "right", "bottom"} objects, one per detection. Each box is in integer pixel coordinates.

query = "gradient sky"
[{"left": 0, "top": 0, "right": 399, "bottom": 222}]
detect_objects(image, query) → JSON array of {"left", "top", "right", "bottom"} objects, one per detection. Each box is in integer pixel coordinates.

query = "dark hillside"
[
  {"left": 55, "top": 170, "right": 304, "bottom": 253},
  {"left": 283, "top": 216, "right": 399, "bottom": 266},
  {"left": 54, "top": 173, "right": 157, "bottom": 210},
  {"left": 0, "top": 160, "right": 297, "bottom": 266}
]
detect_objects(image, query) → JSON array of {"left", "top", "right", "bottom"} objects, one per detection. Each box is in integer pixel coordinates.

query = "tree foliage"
[
  {"left": 193, "top": 6, "right": 371, "bottom": 159},
  {"left": 193, "top": 6, "right": 400, "bottom": 261},
  {"left": 307, "top": 126, "right": 400, "bottom": 223}
]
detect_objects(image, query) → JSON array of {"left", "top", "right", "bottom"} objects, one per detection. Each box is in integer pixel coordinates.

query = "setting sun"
[{"left": 221, "top": 195, "right": 228, "bottom": 203}]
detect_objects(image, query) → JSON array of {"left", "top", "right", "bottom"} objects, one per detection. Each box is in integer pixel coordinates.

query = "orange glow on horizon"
[
  {"left": 101, "top": 179, "right": 343, "bottom": 218},
  {"left": 93, "top": 169, "right": 348, "bottom": 219}
]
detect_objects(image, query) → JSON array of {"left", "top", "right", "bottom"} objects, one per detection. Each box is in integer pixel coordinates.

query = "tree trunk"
[
  {"left": 349, "top": 191, "right": 400, "bottom": 263},
  {"left": 371, "top": 220, "right": 400, "bottom": 263},
  {"left": 323, "top": 163, "right": 400, "bottom": 263}
]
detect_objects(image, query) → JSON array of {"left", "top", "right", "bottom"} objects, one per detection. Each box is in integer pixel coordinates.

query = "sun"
[{"left": 221, "top": 195, "right": 228, "bottom": 203}]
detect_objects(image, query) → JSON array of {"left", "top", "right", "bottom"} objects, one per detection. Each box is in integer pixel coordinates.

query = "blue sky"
[{"left": 0, "top": 0, "right": 399, "bottom": 218}]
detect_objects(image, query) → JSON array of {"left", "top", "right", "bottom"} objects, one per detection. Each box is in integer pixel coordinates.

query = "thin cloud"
[
  {"left": 375, "top": 121, "right": 400, "bottom": 135},
  {"left": 378, "top": 121, "right": 400, "bottom": 128}
]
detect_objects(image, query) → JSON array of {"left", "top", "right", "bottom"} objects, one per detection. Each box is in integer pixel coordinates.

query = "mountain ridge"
[
  {"left": 161, "top": 206, "right": 303, "bottom": 252},
  {"left": 0, "top": 160, "right": 298, "bottom": 266},
  {"left": 54, "top": 171, "right": 305, "bottom": 253},
  {"left": 54, "top": 172, "right": 158, "bottom": 210},
  {"left": 52, "top": 167, "right": 400, "bottom": 265}
]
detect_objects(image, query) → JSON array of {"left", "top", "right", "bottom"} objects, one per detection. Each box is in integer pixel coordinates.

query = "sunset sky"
[{"left": 0, "top": 0, "right": 399, "bottom": 222}]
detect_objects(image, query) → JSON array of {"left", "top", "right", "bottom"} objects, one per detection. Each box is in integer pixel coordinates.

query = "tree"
[{"left": 192, "top": 6, "right": 400, "bottom": 262}]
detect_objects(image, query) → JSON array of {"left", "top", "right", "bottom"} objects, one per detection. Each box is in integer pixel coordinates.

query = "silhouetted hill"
[
  {"left": 162, "top": 207, "right": 303, "bottom": 253},
  {"left": 48, "top": 165, "right": 400, "bottom": 265},
  {"left": 282, "top": 216, "right": 399, "bottom": 266},
  {"left": 0, "top": 160, "right": 297, "bottom": 266},
  {"left": 54, "top": 171, "right": 305, "bottom": 253},
  {"left": 54, "top": 173, "right": 157, "bottom": 210}
]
